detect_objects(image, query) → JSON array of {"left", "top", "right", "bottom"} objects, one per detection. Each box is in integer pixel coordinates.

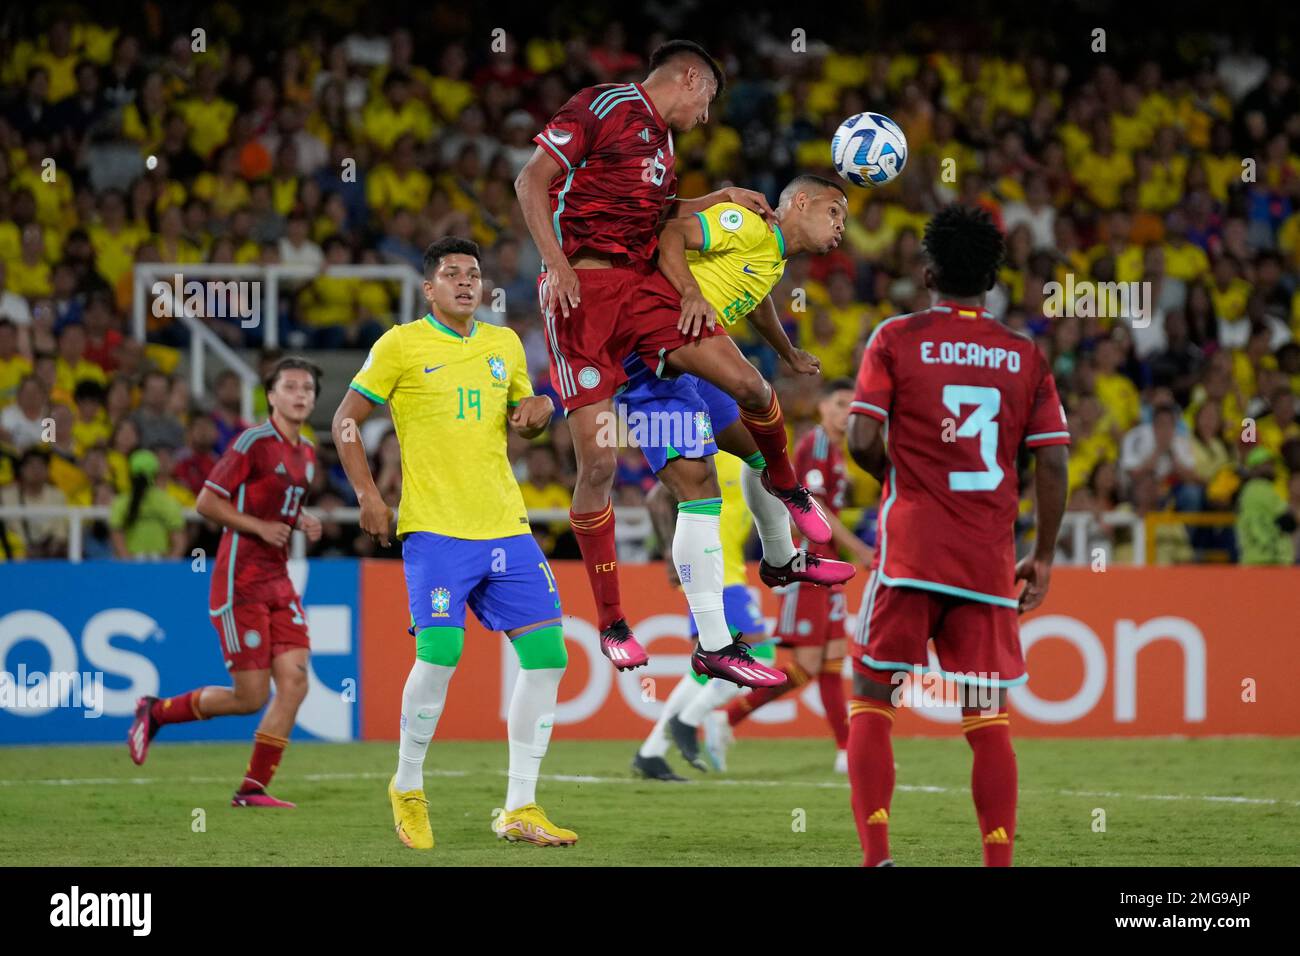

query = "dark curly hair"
[{"left": 923, "top": 204, "right": 1005, "bottom": 297}]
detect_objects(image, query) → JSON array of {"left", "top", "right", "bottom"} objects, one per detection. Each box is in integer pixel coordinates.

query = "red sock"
[
  {"left": 239, "top": 731, "right": 288, "bottom": 794},
  {"left": 725, "top": 660, "right": 810, "bottom": 726},
  {"left": 818, "top": 659, "right": 849, "bottom": 749},
  {"left": 963, "top": 709, "right": 1017, "bottom": 867},
  {"left": 150, "top": 689, "right": 206, "bottom": 726},
  {"left": 848, "top": 697, "right": 896, "bottom": 866},
  {"left": 738, "top": 389, "right": 797, "bottom": 489},
  {"left": 569, "top": 502, "right": 623, "bottom": 630}
]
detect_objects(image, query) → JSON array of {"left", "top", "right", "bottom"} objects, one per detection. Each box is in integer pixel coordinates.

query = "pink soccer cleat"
[
  {"left": 761, "top": 471, "right": 832, "bottom": 544},
  {"left": 231, "top": 790, "right": 297, "bottom": 809},
  {"left": 759, "top": 551, "right": 856, "bottom": 588},
  {"left": 600, "top": 619, "right": 649, "bottom": 671},
  {"left": 127, "top": 696, "right": 159, "bottom": 766},
  {"left": 692, "top": 640, "right": 787, "bottom": 689}
]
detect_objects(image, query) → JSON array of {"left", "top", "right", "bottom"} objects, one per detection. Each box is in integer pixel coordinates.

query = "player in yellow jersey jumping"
[
  {"left": 332, "top": 237, "right": 576, "bottom": 850},
  {"left": 613, "top": 174, "right": 858, "bottom": 690}
]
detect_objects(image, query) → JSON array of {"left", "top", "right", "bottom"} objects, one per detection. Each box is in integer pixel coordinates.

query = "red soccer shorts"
[
  {"left": 537, "top": 266, "right": 724, "bottom": 412},
  {"left": 211, "top": 597, "right": 311, "bottom": 672},
  {"left": 774, "top": 582, "right": 849, "bottom": 647},
  {"left": 851, "top": 572, "right": 1025, "bottom": 686}
]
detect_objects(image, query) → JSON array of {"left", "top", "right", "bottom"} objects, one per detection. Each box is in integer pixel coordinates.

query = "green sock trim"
[
  {"left": 513, "top": 624, "right": 568, "bottom": 670},
  {"left": 415, "top": 626, "right": 465, "bottom": 666},
  {"left": 691, "top": 669, "right": 710, "bottom": 686},
  {"left": 743, "top": 451, "right": 767, "bottom": 470},
  {"left": 677, "top": 497, "right": 722, "bottom": 516}
]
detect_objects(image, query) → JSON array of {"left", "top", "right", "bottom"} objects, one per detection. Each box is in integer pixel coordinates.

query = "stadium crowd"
[{"left": 0, "top": 10, "right": 1298, "bottom": 564}]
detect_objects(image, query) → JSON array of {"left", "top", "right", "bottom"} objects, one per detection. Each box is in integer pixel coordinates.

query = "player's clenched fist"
[
  {"left": 359, "top": 495, "right": 395, "bottom": 547},
  {"left": 257, "top": 520, "right": 293, "bottom": 549},
  {"left": 297, "top": 511, "right": 323, "bottom": 543},
  {"left": 509, "top": 395, "right": 554, "bottom": 437},
  {"left": 1014, "top": 555, "right": 1052, "bottom": 613},
  {"left": 544, "top": 261, "right": 582, "bottom": 319}
]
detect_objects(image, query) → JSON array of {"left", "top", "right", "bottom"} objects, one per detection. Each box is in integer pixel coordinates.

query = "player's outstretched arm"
[
  {"left": 846, "top": 413, "right": 887, "bottom": 482},
  {"left": 673, "top": 187, "right": 776, "bottom": 227},
  {"left": 749, "top": 296, "right": 820, "bottom": 377},
  {"left": 1016, "top": 444, "right": 1069, "bottom": 614},
  {"left": 331, "top": 389, "right": 393, "bottom": 547},
  {"left": 657, "top": 216, "right": 715, "bottom": 336},
  {"left": 514, "top": 148, "right": 580, "bottom": 319}
]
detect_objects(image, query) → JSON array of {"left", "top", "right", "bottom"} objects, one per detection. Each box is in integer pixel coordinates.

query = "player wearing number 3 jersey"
[
  {"left": 845, "top": 205, "right": 1070, "bottom": 868},
  {"left": 332, "top": 237, "right": 576, "bottom": 851},
  {"left": 127, "top": 358, "right": 326, "bottom": 811}
]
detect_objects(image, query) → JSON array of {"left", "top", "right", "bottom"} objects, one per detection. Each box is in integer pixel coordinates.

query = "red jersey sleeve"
[
  {"left": 203, "top": 444, "right": 251, "bottom": 500},
  {"left": 851, "top": 324, "right": 895, "bottom": 423},
  {"left": 1024, "top": 354, "right": 1071, "bottom": 448},
  {"left": 534, "top": 90, "right": 602, "bottom": 171}
]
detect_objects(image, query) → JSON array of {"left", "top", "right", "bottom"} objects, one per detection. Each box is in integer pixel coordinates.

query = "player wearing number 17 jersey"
[
  {"left": 845, "top": 205, "right": 1070, "bottom": 867},
  {"left": 127, "top": 358, "right": 326, "bottom": 810}
]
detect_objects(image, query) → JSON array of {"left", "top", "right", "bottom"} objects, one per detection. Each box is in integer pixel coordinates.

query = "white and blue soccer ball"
[{"left": 831, "top": 112, "right": 908, "bottom": 187}]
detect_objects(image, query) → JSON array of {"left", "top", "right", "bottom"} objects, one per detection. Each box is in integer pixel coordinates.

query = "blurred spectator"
[
  {"left": 1236, "top": 448, "right": 1297, "bottom": 564},
  {"left": 0, "top": 376, "right": 49, "bottom": 451},
  {"left": 109, "top": 448, "right": 185, "bottom": 559},
  {"left": 130, "top": 371, "right": 184, "bottom": 449},
  {"left": 0, "top": 449, "right": 68, "bottom": 557}
]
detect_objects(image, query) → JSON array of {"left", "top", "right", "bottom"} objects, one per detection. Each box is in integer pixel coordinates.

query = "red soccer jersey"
[
  {"left": 534, "top": 82, "right": 677, "bottom": 268},
  {"left": 851, "top": 301, "right": 1070, "bottom": 606},
  {"left": 202, "top": 417, "right": 316, "bottom": 609},
  {"left": 795, "top": 425, "right": 850, "bottom": 558}
]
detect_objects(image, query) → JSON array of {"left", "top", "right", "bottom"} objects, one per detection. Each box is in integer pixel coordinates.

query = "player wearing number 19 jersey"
[
  {"left": 333, "top": 238, "right": 574, "bottom": 850},
  {"left": 127, "top": 358, "right": 325, "bottom": 810},
  {"left": 845, "top": 205, "right": 1070, "bottom": 867}
]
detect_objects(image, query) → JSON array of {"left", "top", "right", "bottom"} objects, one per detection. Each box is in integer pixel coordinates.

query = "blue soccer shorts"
[
  {"left": 616, "top": 360, "right": 741, "bottom": 474},
  {"left": 402, "top": 531, "right": 562, "bottom": 633}
]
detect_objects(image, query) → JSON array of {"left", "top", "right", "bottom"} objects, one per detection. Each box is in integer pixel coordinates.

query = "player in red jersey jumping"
[
  {"left": 126, "top": 358, "right": 325, "bottom": 809},
  {"left": 711, "top": 378, "right": 876, "bottom": 768},
  {"left": 514, "top": 39, "right": 830, "bottom": 679},
  {"left": 845, "top": 205, "right": 1069, "bottom": 866}
]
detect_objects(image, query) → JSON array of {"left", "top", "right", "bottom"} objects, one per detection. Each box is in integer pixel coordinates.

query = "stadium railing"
[
  {"left": 0, "top": 505, "right": 652, "bottom": 563},
  {"left": 130, "top": 262, "right": 424, "bottom": 420},
  {"left": 1142, "top": 511, "right": 1237, "bottom": 565},
  {"left": 1058, "top": 509, "right": 1148, "bottom": 567}
]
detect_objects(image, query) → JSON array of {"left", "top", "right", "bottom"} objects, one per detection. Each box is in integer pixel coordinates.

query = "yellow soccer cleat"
[
  {"left": 388, "top": 776, "right": 434, "bottom": 850},
  {"left": 490, "top": 803, "right": 578, "bottom": 846}
]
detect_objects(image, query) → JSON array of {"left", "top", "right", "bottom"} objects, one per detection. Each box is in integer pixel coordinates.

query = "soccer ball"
[{"left": 831, "top": 112, "right": 908, "bottom": 187}]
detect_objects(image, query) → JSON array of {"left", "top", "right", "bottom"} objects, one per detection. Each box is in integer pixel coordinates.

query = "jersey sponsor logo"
[
  {"left": 275, "top": 462, "right": 287, "bottom": 475},
  {"left": 544, "top": 128, "right": 573, "bottom": 146},
  {"left": 638, "top": 128, "right": 650, "bottom": 142},
  {"left": 719, "top": 208, "right": 744, "bottom": 231},
  {"left": 742, "top": 263, "right": 759, "bottom": 275},
  {"left": 487, "top": 354, "right": 508, "bottom": 382},
  {"left": 424, "top": 364, "right": 445, "bottom": 374},
  {"left": 577, "top": 366, "right": 601, "bottom": 390},
  {"left": 431, "top": 588, "right": 451, "bottom": 616}
]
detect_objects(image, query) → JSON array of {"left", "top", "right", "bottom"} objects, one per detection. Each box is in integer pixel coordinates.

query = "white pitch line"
[{"left": 0, "top": 768, "right": 1296, "bottom": 807}]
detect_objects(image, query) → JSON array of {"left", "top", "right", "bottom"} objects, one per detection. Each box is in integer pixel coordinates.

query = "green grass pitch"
[{"left": 2, "top": 737, "right": 1297, "bottom": 866}]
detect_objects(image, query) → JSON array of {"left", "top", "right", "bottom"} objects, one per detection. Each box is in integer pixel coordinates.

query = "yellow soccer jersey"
[
  {"left": 350, "top": 314, "right": 534, "bottom": 540},
  {"left": 688, "top": 202, "right": 786, "bottom": 326},
  {"left": 715, "top": 451, "right": 753, "bottom": 587}
]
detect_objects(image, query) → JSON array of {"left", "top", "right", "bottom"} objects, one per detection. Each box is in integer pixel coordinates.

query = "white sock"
[
  {"left": 741, "top": 462, "right": 798, "bottom": 565},
  {"left": 395, "top": 660, "right": 455, "bottom": 791},
  {"left": 506, "top": 667, "right": 563, "bottom": 811},
  {"left": 674, "top": 509, "right": 731, "bottom": 651},
  {"left": 679, "top": 677, "right": 743, "bottom": 727},
  {"left": 639, "top": 674, "right": 704, "bottom": 758}
]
